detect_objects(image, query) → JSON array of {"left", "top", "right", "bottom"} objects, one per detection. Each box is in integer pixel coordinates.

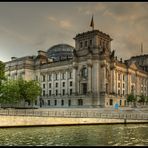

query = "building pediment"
[{"left": 129, "top": 63, "right": 138, "bottom": 70}]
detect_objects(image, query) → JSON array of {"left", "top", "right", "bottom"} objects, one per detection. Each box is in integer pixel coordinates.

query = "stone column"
[
  {"left": 113, "top": 69, "right": 116, "bottom": 94},
  {"left": 72, "top": 62, "right": 78, "bottom": 95},
  {"left": 46, "top": 73, "right": 48, "bottom": 96},
  {"left": 51, "top": 73, "right": 54, "bottom": 95},
  {"left": 87, "top": 62, "right": 92, "bottom": 94},
  {"left": 116, "top": 70, "right": 118, "bottom": 95},
  {"left": 121, "top": 73, "right": 123, "bottom": 95},
  {"left": 59, "top": 71, "right": 61, "bottom": 95},
  {"left": 100, "top": 60, "right": 106, "bottom": 92},
  {"left": 65, "top": 71, "right": 68, "bottom": 95},
  {"left": 127, "top": 72, "right": 131, "bottom": 94},
  {"left": 73, "top": 68, "right": 77, "bottom": 95}
]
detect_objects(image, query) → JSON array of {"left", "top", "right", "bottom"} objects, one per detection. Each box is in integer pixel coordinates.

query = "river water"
[{"left": 0, "top": 124, "right": 148, "bottom": 146}]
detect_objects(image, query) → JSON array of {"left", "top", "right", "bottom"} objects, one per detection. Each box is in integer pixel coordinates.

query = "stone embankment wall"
[{"left": 0, "top": 116, "right": 147, "bottom": 128}]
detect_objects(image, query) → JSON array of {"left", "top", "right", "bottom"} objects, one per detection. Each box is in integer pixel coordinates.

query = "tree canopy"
[
  {"left": 0, "top": 61, "right": 5, "bottom": 85},
  {"left": 0, "top": 78, "right": 41, "bottom": 107}
]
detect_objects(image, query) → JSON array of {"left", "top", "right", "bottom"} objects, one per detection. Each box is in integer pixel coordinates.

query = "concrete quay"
[
  {"left": 0, "top": 107, "right": 148, "bottom": 128},
  {"left": 0, "top": 115, "right": 147, "bottom": 128}
]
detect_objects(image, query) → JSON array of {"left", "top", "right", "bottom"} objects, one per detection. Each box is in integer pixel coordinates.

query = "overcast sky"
[{"left": 0, "top": 2, "right": 147, "bottom": 62}]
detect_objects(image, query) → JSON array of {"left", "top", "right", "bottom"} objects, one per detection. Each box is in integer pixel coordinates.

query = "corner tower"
[{"left": 72, "top": 29, "right": 113, "bottom": 107}]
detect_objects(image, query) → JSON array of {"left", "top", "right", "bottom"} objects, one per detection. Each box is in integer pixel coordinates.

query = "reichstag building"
[{"left": 5, "top": 28, "right": 148, "bottom": 108}]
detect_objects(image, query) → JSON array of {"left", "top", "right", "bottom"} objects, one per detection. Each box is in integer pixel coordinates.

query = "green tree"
[
  {"left": 24, "top": 80, "right": 41, "bottom": 106},
  {"left": 138, "top": 94, "right": 145, "bottom": 105},
  {"left": 127, "top": 93, "right": 137, "bottom": 107},
  {"left": 145, "top": 96, "right": 148, "bottom": 105},
  {"left": 0, "top": 61, "right": 5, "bottom": 85},
  {"left": 0, "top": 79, "right": 21, "bottom": 106},
  {"left": 0, "top": 78, "right": 41, "bottom": 107}
]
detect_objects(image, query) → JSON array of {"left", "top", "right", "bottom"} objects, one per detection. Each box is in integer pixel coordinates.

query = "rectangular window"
[
  {"left": 43, "top": 90, "right": 45, "bottom": 96},
  {"left": 70, "top": 81, "right": 72, "bottom": 87},
  {"left": 85, "top": 41, "right": 87, "bottom": 47},
  {"left": 43, "top": 84, "right": 45, "bottom": 89},
  {"left": 118, "top": 89, "right": 120, "bottom": 95},
  {"left": 68, "top": 100, "right": 71, "bottom": 106},
  {"left": 69, "top": 72, "right": 72, "bottom": 79},
  {"left": 56, "top": 90, "right": 58, "bottom": 96},
  {"left": 49, "top": 90, "right": 52, "bottom": 96},
  {"left": 70, "top": 89, "right": 72, "bottom": 95},
  {"left": 48, "top": 100, "right": 50, "bottom": 106},
  {"left": 49, "top": 83, "right": 51, "bottom": 88},
  {"left": 80, "top": 42, "right": 83, "bottom": 48},
  {"left": 63, "top": 82, "right": 65, "bottom": 87},
  {"left": 123, "top": 75, "right": 125, "bottom": 81},
  {"left": 123, "top": 83, "right": 125, "bottom": 88},
  {"left": 55, "top": 74, "right": 58, "bottom": 80},
  {"left": 123, "top": 90, "right": 125, "bottom": 96},
  {"left": 118, "top": 73, "right": 120, "bottom": 81},
  {"left": 61, "top": 100, "right": 64, "bottom": 106},
  {"left": 62, "top": 89, "right": 65, "bottom": 95},
  {"left": 42, "top": 100, "right": 44, "bottom": 105},
  {"left": 89, "top": 40, "right": 92, "bottom": 46},
  {"left": 35, "top": 100, "right": 37, "bottom": 105},
  {"left": 54, "top": 100, "right": 57, "bottom": 106},
  {"left": 118, "top": 83, "right": 120, "bottom": 88},
  {"left": 78, "top": 99, "right": 83, "bottom": 106},
  {"left": 43, "top": 75, "right": 45, "bottom": 82},
  {"left": 56, "top": 82, "right": 58, "bottom": 87},
  {"left": 48, "top": 75, "right": 52, "bottom": 81},
  {"left": 62, "top": 73, "right": 65, "bottom": 79}
]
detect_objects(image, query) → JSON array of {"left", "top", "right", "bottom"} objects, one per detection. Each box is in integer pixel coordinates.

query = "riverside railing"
[{"left": 0, "top": 109, "right": 148, "bottom": 120}]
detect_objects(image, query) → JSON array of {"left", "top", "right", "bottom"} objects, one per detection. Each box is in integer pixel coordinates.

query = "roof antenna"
[{"left": 141, "top": 43, "right": 143, "bottom": 55}]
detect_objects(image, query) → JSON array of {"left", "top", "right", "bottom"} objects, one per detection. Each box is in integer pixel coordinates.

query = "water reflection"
[{"left": 0, "top": 124, "right": 147, "bottom": 146}]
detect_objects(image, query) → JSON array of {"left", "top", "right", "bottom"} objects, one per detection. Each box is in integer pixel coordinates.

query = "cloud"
[
  {"left": 48, "top": 15, "right": 72, "bottom": 30},
  {"left": 48, "top": 16, "right": 57, "bottom": 22},
  {"left": 59, "top": 20, "right": 72, "bottom": 28}
]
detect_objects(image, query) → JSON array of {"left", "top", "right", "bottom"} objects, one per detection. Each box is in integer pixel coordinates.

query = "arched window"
[{"left": 81, "top": 67, "right": 88, "bottom": 78}]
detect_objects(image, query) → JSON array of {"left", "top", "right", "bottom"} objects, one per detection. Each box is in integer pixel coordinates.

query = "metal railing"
[{"left": 0, "top": 109, "right": 148, "bottom": 120}]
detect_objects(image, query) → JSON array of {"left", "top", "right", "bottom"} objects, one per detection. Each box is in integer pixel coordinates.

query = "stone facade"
[{"left": 4, "top": 29, "right": 148, "bottom": 108}]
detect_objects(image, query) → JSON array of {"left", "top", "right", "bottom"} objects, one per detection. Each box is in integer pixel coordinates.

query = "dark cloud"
[{"left": 0, "top": 2, "right": 147, "bottom": 62}]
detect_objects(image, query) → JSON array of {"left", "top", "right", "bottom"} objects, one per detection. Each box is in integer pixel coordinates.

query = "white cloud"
[{"left": 59, "top": 20, "right": 72, "bottom": 29}]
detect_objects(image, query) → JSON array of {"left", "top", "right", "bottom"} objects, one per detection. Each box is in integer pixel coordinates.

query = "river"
[{"left": 0, "top": 124, "right": 148, "bottom": 146}]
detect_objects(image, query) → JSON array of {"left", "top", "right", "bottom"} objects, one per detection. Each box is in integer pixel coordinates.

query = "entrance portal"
[{"left": 82, "top": 83, "right": 87, "bottom": 95}]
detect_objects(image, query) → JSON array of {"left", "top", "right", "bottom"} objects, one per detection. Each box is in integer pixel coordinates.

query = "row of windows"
[
  {"left": 108, "top": 99, "right": 126, "bottom": 106},
  {"left": 41, "top": 99, "right": 83, "bottom": 106},
  {"left": 79, "top": 39, "right": 109, "bottom": 49},
  {"left": 118, "top": 90, "right": 125, "bottom": 96},
  {"left": 117, "top": 73, "right": 147, "bottom": 85},
  {"left": 41, "top": 72, "right": 73, "bottom": 82},
  {"left": 42, "top": 81, "right": 73, "bottom": 88},
  {"left": 42, "top": 89, "right": 73, "bottom": 96},
  {"left": 118, "top": 73, "right": 125, "bottom": 81},
  {"left": 118, "top": 83, "right": 125, "bottom": 88},
  {"left": 80, "top": 40, "right": 92, "bottom": 48},
  {"left": 99, "top": 39, "right": 109, "bottom": 49}
]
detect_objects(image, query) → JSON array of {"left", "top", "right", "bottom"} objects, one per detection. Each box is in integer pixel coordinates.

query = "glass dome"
[{"left": 47, "top": 44, "right": 74, "bottom": 61}]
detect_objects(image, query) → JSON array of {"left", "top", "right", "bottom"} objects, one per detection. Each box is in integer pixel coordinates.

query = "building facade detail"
[{"left": 4, "top": 29, "right": 148, "bottom": 108}]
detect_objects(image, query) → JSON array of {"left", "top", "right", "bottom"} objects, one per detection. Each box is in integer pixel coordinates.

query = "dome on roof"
[{"left": 47, "top": 44, "right": 74, "bottom": 61}]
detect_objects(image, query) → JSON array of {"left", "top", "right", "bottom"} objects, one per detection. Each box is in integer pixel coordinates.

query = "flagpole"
[
  {"left": 90, "top": 15, "right": 94, "bottom": 31},
  {"left": 141, "top": 43, "right": 143, "bottom": 55}
]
